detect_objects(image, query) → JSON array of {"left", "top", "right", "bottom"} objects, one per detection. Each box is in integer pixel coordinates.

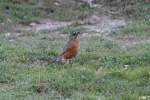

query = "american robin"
[{"left": 53, "top": 31, "right": 81, "bottom": 63}]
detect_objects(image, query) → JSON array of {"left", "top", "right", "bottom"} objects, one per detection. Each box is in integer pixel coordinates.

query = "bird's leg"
[
  {"left": 66, "top": 60, "right": 70, "bottom": 64},
  {"left": 69, "top": 59, "right": 74, "bottom": 67}
]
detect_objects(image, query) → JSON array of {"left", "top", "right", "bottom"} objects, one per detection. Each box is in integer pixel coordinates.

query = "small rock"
[
  {"left": 9, "top": 39, "right": 15, "bottom": 42},
  {"left": 5, "top": 32, "right": 11, "bottom": 37},
  {"left": 6, "top": 18, "right": 12, "bottom": 23},
  {"left": 54, "top": 2, "right": 60, "bottom": 6},
  {"left": 30, "top": 22, "right": 37, "bottom": 26},
  {"left": 141, "top": 96, "right": 147, "bottom": 99},
  {"left": 124, "top": 65, "right": 129, "bottom": 70},
  {"left": 1, "top": 23, "right": 5, "bottom": 26}
]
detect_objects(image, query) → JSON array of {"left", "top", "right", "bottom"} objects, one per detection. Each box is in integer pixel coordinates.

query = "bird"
[{"left": 53, "top": 31, "right": 81, "bottom": 63}]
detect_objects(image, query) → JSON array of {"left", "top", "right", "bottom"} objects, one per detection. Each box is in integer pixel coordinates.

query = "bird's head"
[{"left": 69, "top": 31, "right": 81, "bottom": 40}]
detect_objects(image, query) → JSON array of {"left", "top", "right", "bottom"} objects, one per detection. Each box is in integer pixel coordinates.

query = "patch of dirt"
[
  {"left": 119, "top": 37, "right": 150, "bottom": 48},
  {"left": 0, "top": 83, "right": 15, "bottom": 92},
  {"left": 31, "top": 19, "right": 73, "bottom": 32},
  {"left": 83, "top": 15, "right": 126, "bottom": 34},
  {"left": 7, "top": 13, "right": 150, "bottom": 48},
  {"left": 5, "top": 14, "right": 150, "bottom": 49},
  {"left": 13, "top": 14, "right": 126, "bottom": 35},
  {"left": 14, "top": 19, "right": 73, "bottom": 33},
  {"left": 80, "top": 15, "right": 150, "bottom": 47},
  {"left": 5, "top": 14, "right": 132, "bottom": 49}
]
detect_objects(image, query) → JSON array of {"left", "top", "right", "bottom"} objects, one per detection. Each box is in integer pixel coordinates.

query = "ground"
[{"left": 0, "top": 0, "right": 150, "bottom": 100}]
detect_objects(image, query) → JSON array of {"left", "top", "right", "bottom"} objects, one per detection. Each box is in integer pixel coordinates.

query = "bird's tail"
[{"left": 50, "top": 55, "right": 65, "bottom": 63}]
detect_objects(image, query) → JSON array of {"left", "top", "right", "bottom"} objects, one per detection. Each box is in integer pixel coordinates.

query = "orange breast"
[
  {"left": 63, "top": 47, "right": 79, "bottom": 59},
  {"left": 60, "top": 38, "right": 80, "bottom": 60}
]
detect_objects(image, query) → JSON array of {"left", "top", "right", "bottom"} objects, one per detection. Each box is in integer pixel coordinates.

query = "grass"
[
  {"left": 111, "top": 20, "right": 150, "bottom": 37},
  {"left": 0, "top": 0, "right": 92, "bottom": 24},
  {"left": 0, "top": 0, "right": 150, "bottom": 100},
  {"left": 0, "top": 28, "right": 150, "bottom": 99}
]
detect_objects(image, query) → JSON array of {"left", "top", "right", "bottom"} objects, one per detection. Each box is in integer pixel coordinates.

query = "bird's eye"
[{"left": 72, "top": 32, "right": 76, "bottom": 36}]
